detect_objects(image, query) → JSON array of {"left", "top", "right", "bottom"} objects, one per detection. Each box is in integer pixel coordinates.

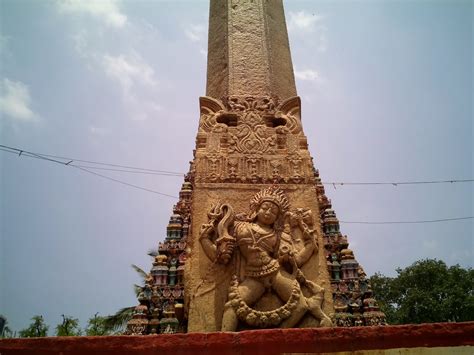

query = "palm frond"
[
  {"left": 103, "top": 307, "right": 135, "bottom": 332},
  {"left": 147, "top": 248, "right": 158, "bottom": 257},
  {"left": 134, "top": 284, "right": 144, "bottom": 297},
  {"left": 131, "top": 264, "right": 147, "bottom": 280}
]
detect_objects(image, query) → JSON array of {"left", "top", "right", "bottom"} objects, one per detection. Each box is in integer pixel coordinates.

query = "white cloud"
[
  {"left": 295, "top": 69, "right": 320, "bottom": 81},
  {"left": 57, "top": 0, "right": 127, "bottom": 28},
  {"left": 102, "top": 53, "right": 157, "bottom": 96},
  {"left": 184, "top": 24, "right": 206, "bottom": 42},
  {"left": 101, "top": 52, "right": 161, "bottom": 121},
  {"left": 288, "top": 10, "right": 328, "bottom": 53},
  {"left": 72, "top": 31, "right": 87, "bottom": 57},
  {"left": 288, "top": 11, "right": 323, "bottom": 33},
  {"left": 0, "top": 79, "right": 37, "bottom": 121},
  {"left": 131, "top": 102, "right": 162, "bottom": 121}
]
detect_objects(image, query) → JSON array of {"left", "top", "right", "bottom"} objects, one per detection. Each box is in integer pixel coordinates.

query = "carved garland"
[{"left": 228, "top": 276, "right": 301, "bottom": 328}]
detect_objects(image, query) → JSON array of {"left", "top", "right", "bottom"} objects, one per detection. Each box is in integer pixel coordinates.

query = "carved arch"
[
  {"left": 199, "top": 96, "right": 226, "bottom": 114},
  {"left": 276, "top": 96, "right": 302, "bottom": 134}
]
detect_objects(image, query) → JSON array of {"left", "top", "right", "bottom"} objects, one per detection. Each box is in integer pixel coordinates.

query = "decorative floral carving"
[{"left": 229, "top": 124, "right": 276, "bottom": 154}]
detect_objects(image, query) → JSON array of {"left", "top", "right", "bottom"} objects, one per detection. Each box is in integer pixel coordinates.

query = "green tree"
[
  {"left": 18, "top": 315, "right": 48, "bottom": 338},
  {"left": 0, "top": 314, "right": 14, "bottom": 338},
  {"left": 370, "top": 259, "right": 474, "bottom": 324},
  {"left": 55, "top": 315, "right": 82, "bottom": 336},
  {"left": 85, "top": 313, "right": 112, "bottom": 336}
]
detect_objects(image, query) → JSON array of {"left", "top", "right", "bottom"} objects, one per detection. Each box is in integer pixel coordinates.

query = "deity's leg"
[
  {"left": 272, "top": 270, "right": 308, "bottom": 328},
  {"left": 221, "top": 277, "right": 265, "bottom": 331}
]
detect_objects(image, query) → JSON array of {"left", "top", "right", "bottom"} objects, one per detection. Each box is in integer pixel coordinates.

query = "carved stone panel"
[{"left": 186, "top": 186, "right": 334, "bottom": 332}]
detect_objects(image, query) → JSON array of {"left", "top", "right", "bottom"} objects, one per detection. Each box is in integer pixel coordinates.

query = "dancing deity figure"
[{"left": 199, "top": 187, "right": 332, "bottom": 330}]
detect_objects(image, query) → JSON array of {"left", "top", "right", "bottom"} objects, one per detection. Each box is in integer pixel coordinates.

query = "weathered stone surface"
[
  {"left": 206, "top": 0, "right": 297, "bottom": 101},
  {"left": 1, "top": 322, "right": 473, "bottom": 355}
]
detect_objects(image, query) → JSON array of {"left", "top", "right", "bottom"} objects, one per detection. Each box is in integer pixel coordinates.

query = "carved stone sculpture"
[{"left": 196, "top": 187, "right": 332, "bottom": 330}]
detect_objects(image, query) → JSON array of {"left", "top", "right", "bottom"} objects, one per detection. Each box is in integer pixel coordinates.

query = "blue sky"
[{"left": 1, "top": 0, "right": 472, "bottom": 332}]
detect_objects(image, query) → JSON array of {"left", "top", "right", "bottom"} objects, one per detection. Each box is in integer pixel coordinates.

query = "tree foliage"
[
  {"left": 370, "top": 259, "right": 474, "bottom": 324},
  {"left": 18, "top": 315, "right": 49, "bottom": 338},
  {"left": 55, "top": 315, "right": 82, "bottom": 336},
  {"left": 85, "top": 313, "right": 112, "bottom": 336},
  {"left": 0, "top": 314, "right": 14, "bottom": 338}
]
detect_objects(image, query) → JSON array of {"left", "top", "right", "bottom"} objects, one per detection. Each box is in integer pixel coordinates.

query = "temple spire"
[{"left": 206, "top": 0, "right": 297, "bottom": 102}]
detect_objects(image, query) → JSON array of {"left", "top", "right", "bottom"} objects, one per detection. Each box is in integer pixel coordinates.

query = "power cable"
[
  {"left": 327, "top": 180, "right": 474, "bottom": 187},
  {"left": 2, "top": 144, "right": 473, "bottom": 217},
  {"left": 72, "top": 164, "right": 182, "bottom": 176},
  {"left": 0, "top": 144, "right": 183, "bottom": 175},
  {"left": 1, "top": 145, "right": 179, "bottom": 199},
  {"left": 339, "top": 216, "right": 474, "bottom": 224},
  {"left": 74, "top": 166, "right": 178, "bottom": 199},
  {"left": 2, "top": 144, "right": 473, "bottom": 186}
]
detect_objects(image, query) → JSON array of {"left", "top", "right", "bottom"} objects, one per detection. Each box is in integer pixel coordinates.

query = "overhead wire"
[
  {"left": 2, "top": 144, "right": 474, "bottom": 185},
  {"left": 2, "top": 144, "right": 473, "bottom": 222},
  {"left": 0, "top": 145, "right": 179, "bottom": 199},
  {"left": 74, "top": 166, "right": 178, "bottom": 198},
  {"left": 339, "top": 216, "right": 474, "bottom": 224},
  {"left": 0, "top": 144, "right": 183, "bottom": 175}
]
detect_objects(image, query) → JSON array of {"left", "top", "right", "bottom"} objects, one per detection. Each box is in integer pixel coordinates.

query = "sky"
[{"left": 0, "top": 0, "right": 472, "bottom": 333}]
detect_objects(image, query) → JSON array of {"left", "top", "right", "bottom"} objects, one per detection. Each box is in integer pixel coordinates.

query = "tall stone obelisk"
[
  {"left": 185, "top": 0, "right": 335, "bottom": 332},
  {"left": 206, "top": 0, "right": 297, "bottom": 102}
]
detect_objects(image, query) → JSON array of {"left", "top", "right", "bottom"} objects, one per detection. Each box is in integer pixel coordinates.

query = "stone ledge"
[{"left": 1, "top": 322, "right": 473, "bottom": 355}]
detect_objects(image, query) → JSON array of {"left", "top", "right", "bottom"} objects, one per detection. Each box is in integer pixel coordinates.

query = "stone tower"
[{"left": 126, "top": 0, "right": 385, "bottom": 335}]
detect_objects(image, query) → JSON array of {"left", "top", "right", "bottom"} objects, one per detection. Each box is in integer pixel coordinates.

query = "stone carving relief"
[
  {"left": 195, "top": 95, "right": 314, "bottom": 184},
  {"left": 198, "top": 96, "right": 227, "bottom": 133},
  {"left": 287, "top": 153, "right": 304, "bottom": 183},
  {"left": 228, "top": 124, "right": 276, "bottom": 154},
  {"left": 225, "top": 96, "right": 276, "bottom": 113},
  {"left": 197, "top": 187, "right": 332, "bottom": 330},
  {"left": 277, "top": 96, "right": 302, "bottom": 134}
]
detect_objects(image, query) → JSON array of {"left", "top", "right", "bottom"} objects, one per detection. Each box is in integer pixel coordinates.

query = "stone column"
[{"left": 185, "top": 0, "right": 334, "bottom": 332}]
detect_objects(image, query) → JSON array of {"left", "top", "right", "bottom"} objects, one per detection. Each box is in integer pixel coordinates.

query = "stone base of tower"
[{"left": 2, "top": 322, "right": 473, "bottom": 355}]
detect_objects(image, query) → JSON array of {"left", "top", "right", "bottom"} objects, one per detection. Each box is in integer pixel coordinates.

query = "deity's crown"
[{"left": 250, "top": 186, "right": 290, "bottom": 214}]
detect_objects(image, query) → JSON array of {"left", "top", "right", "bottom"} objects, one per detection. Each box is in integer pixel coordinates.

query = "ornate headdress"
[{"left": 249, "top": 186, "right": 290, "bottom": 215}]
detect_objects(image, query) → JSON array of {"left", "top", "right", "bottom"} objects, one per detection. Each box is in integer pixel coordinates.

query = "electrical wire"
[
  {"left": 1, "top": 145, "right": 179, "bottom": 199},
  {"left": 71, "top": 164, "right": 183, "bottom": 176},
  {"left": 339, "top": 216, "right": 474, "bottom": 224},
  {"left": 2, "top": 144, "right": 473, "bottom": 219},
  {"left": 0, "top": 144, "right": 183, "bottom": 175},
  {"left": 2, "top": 144, "right": 473, "bottom": 186},
  {"left": 74, "top": 166, "right": 178, "bottom": 198},
  {"left": 327, "top": 180, "right": 474, "bottom": 187}
]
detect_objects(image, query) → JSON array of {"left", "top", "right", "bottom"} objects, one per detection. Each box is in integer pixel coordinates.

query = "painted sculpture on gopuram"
[{"left": 126, "top": 0, "right": 386, "bottom": 334}]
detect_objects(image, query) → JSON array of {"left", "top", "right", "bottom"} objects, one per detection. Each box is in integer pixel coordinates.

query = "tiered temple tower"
[{"left": 126, "top": 0, "right": 385, "bottom": 335}]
